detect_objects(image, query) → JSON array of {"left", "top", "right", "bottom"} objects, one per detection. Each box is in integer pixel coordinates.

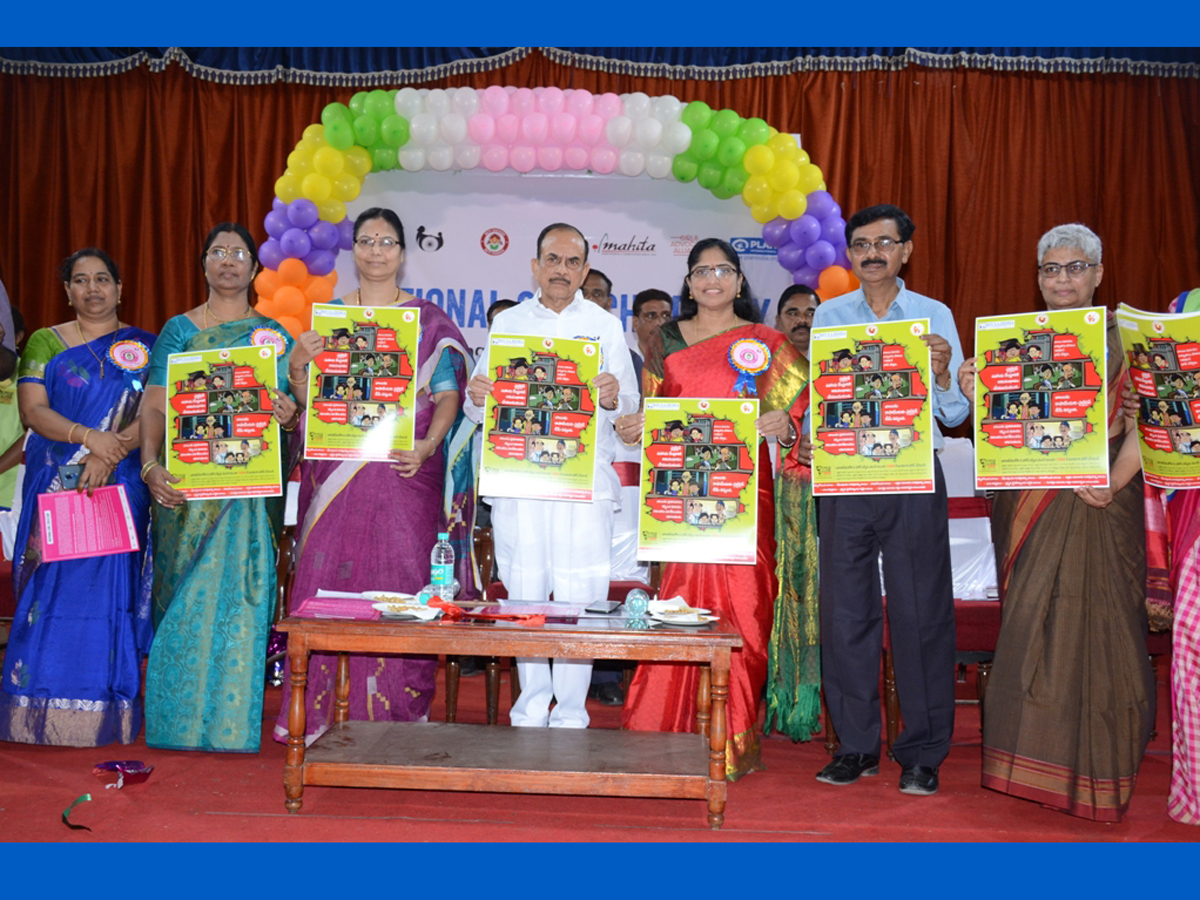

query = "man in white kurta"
[{"left": 464, "top": 224, "right": 639, "bottom": 728}]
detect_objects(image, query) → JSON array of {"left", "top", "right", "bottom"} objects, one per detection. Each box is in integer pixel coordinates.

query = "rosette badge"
[
  {"left": 108, "top": 340, "right": 150, "bottom": 371},
  {"left": 728, "top": 338, "right": 770, "bottom": 396}
]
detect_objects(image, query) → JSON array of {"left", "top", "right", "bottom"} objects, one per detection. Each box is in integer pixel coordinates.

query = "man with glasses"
[
  {"left": 465, "top": 223, "right": 639, "bottom": 729},
  {"left": 810, "top": 203, "right": 969, "bottom": 796}
]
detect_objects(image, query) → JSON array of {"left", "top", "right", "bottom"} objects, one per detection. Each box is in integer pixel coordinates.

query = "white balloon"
[
  {"left": 440, "top": 112, "right": 468, "bottom": 145},
  {"left": 425, "top": 88, "right": 451, "bottom": 118},
  {"left": 453, "top": 87, "right": 481, "bottom": 117},
  {"left": 409, "top": 113, "right": 438, "bottom": 147},
  {"left": 618, "top": 148, "right": 646, "bottom": 177},
  {"left": 662, "top": 120, "right": 693, "bottom": 155},
  {"left": 455, "top": 143, "right": 481, "bottom": 170},
  {"left": 605, "top": 115, "right": 633, "bottom": 148},
  {"left": 398, "top": 146, "right": 426, "bottom": 171},
  {"left": 634, "top": 117, "right": 663, "bottom": 151},
  {"left": 652, "top": 95, "right": 683, "bottom": 123},
  {"left": 624, "top": 91, "right": 651, "bottom": 120},
  {"left": 427, "top": 141, "right": 454, "bottom": 171},
  {"left": 395, "top": 87, "right": 422, "bottom": 119},
  {"left": 645, "top": 152, "right": 673, "bottom": 179}
]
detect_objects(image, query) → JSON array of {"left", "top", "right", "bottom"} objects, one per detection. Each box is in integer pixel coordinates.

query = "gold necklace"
[
  {"left": 75, "top": 319, "right": 117, "bottom": 379},
  {"left": 353, "top": 287, "right": 401, "bottom": 306},
  {"left": 204, "top": 301, "right": 252, "bottom": 328}
]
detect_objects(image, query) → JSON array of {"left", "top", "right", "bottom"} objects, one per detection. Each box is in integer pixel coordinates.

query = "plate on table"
[
  {"left": 370, "top": 602, "right": 441, "bottom": 620},
  {"left": 648, "top": 612, "right": 719, "bottom": 627},
  {"left": 362, "top": 590, "right": 419, "bottom": 604},
  {"left": 647, "top": 600, "right": 711, "bottom": 617}
]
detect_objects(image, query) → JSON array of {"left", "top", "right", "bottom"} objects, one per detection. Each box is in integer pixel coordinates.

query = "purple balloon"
[
  {"left": 264, "top": 210, "right": 289, "bottom": 240},
  {"left": 788, "top": 214, "right": 822, "bottom": 249},
  {"left": 805, "top": 190, "right": 835, "bottom": 221},
  {"left": 776, "top": 242, "right": 806, "bottom": 272},
  {"left": 302, "top": 248, "right": 337, "bottom": 276},
  {"left": 287, "top": 198, "right": 320, "bottom": 230},
  {"left": 793, "top": 265, "right": 820, "bottom": 288},
  {"left": 259, "top": 238, "right": 285, "bottom": 270},
  {"left": 308, "top": 220, "right": 340, "bottom": 251},
  {"left": 828, "top": 202, "right": 842, "bottom": 221},
  {"left": 805, "top": 240, "right": 837, "bottom": 271},
  {"left": 280, "top": 227, "right": 313, "bottom": 260},
  {"left": 837, "top": 247, "right": 851, "bottom": 269},
  {"left": 820, "top": 215, "right": 846, "bottom": 246},
  {"left": 272, "top": 197, "right": 288, "bottom": 215},
  {"left": 761, "top": 216, "right": 790, "bottom": 249},
  {"left": 336, "top": 217, "right": 355, "bottom": 251}
]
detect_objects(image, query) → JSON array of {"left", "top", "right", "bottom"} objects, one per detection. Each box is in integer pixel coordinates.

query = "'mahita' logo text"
[{"left": 593, "top": 234, "right": 656, "bottom": 256}]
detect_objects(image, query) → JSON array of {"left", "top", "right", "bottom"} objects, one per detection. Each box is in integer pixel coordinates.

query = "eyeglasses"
[
  {"left": 848, "top": 238, "right": 904, "bottom": 256},
  {"left": 207, "top": 247, "right": 250, "bottom": 262},
  {"left": 688, "top": 264, "right": 739, "bottom": 281},
  {"left": 540, "top": 253, "right": 585, "bottom": 271},
  {"left": 1038, "top": 261, "right": 1098, "bottom": 279},
  {"left": 355, "top": 236, "right": 400, "bottom": 250}
]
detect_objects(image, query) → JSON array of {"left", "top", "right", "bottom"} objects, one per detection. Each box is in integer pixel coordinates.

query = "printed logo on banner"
[
  {"left": 415, "top": 226, "right": 444, "bottom": 252},
  {"left": 730, "top": 237, "right": 778, "bottom": 257},
  {"left": 670, "top": 234, "right": 699, "bottom": 256},
  {"left": 481, "top": 228, "right": 509, "bottom": 256},
  {"left": 592, "top": 234, "right": 657, "bottom": 256}
]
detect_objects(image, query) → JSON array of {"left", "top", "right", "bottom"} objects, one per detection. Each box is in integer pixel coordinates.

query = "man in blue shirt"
[{"left": 811, "top": 204, "right": 969, "bottom": 796}]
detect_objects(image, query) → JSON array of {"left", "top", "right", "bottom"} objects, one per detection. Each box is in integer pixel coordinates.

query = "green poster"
[
  {"left": 479, "top": 334, "right": 600, "bottom": 502},
  {"left": 1116, "top": 302, "right": 1200, "bottom": 489},
  {"left": 810, "top": 318, "right": 935, "bottom": 494},
  {"left": 637, "top": 397, "right": 760, "bottom": 564},
  {"left": 303, "top": 303, "right": 419, "bottom": 460},
  {"left": 166, "top": 344, "right": 283, "bottom": 499},
  {"left": 973, "top": 307, "right": 1109, "bottom": 490}
]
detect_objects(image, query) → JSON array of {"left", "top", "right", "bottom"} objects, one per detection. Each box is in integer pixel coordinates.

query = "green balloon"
[
  {"left": 710, "top": 108, "right": 742, "bottom": 138},
  {"left": 348, "top": 91, "right": 368, "bottom": 118},
  {"left": 371, "top": 143, "right": 397, "bottom": 172},
  {"left": 321, "top": 102, "right": 352, "bottom": 127},
  {"left": 690, "top": 129, "right": 719, "bottom": 162},
  {"left": 380, "top": 114, "right": 410, "bottom": 149},
  {"left": 697, "top": 159, "right": 724, "bottom": 190},
  {"left": 324, "top": 119, "right": 354, "bottom": 151},
  {"left": 354, "top": 114, "right": 380, "bottom": 147},
  {"left": 711, "top": 183, "right": 736, "bottom": 200},
  {"left": 680, "top": 100, "right": 713, "bottom": 131},
  {"left": 738, "top": 117, "right": 770, "bottom": 147},
  {"left": 364, "top": 89, "right": 392, "bottom": 121},
  {"left": 721, "top": 164, "right": 749, "bottom": 194},
  {"left": 716, "top": 135, "right": 747, "bottom": 168},
  {"left": 671, "top": 155, "right": 699, "bottom": 183}
]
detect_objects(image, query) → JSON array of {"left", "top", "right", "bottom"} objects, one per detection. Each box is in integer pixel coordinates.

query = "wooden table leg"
[
  {"left": 446, "top": 657, "right": 460, "bottom": 723},
  {"left": 333, "top": 652, "right": 350, "bottom": 725},
  {"left": 485, "top": 658, "right": 500, "bottom": 725},
  {"left": 695, "top": 664, "right": 711, "bottom": 738},
  {"left": 707, "top": 653, "right": 729, "bottom": 830},
  {"left": 284, "top": 642, "right": 308, "bottom": 814}
]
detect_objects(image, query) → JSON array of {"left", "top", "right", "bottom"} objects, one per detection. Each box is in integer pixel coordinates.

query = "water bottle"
[
  {"left": 625, "top": 588, "right": 650, "bottom": 617},
  {"left": 430, "top": 532, "right": 455, "bottom": 601}
]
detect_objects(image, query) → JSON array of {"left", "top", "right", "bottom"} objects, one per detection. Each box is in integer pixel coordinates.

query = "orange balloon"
[
  {"left": 273, "top": 285, "right": 306, "bottom": 317},
  {"left": 274, "top": 315, "right": 305, "bottom": 338},
  {"left": 305, "top": 277, "right": 334, "bottom": 306},
  {"left": 255, "top": 296, "right": 279, "bottom": 319},
  {"left": 818, "top": 266, "right": 853, "bottom": 299},
  {"left": 277, "top": 258, "right": 308, "bottom": 287},
  {"left": 254, "top": 268, "right": 281, "bottom": 298}
]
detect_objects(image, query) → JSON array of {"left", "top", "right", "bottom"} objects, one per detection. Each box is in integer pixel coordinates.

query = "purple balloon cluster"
[
  {"left": 260, "top": 198, "right": 354, "bottom": 275},
  {"left": 761, "top": 190, "right": 849, "bottom": 288}
]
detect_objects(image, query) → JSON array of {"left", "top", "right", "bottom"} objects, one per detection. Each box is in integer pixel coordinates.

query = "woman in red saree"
[{"left": 617, "top": 239, "right": 808, "bottom": 779}]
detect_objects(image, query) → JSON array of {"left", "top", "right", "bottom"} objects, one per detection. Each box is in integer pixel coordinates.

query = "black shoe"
[
  {"left": 898, "top": 764, "right": 939, "bottom": 795},
  {"left": 456, "top": 656, "right": 485, "bottom": 677},
  {"left": 815, "top": 753, "right": 879, "bottom": 785},
  {"left": 591, "top": 682, "right": 624, "bottom": 706}
]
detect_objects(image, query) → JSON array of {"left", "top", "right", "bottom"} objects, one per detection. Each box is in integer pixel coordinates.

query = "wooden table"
[{"left": 277, "top": 614, "right": 743, "bottom": 829}]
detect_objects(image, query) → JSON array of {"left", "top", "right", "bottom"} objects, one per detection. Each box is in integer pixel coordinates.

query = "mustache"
[{"left": 862, "top": 258, "right": 887, "bottom": 266}]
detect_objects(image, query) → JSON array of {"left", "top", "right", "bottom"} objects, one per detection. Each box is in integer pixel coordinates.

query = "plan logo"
[
  {"left": 729, "top": 237, "right": 777, "bottom": 257},
  {"left": 480, "top": 228, "right": 509, "bottom": 256},
  {"left": 415, "top": 226, "right": 444, "bottom": 252}
]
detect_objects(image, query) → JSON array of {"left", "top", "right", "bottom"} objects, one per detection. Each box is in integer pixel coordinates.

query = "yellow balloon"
[
  {"left": 274, "top": 173, "right": 302, "bottom": 204},
  {"left": 741, "top": 174, "right": 773, "bottom": 208},
  {"left": 317, "top": 197, "right": 346, "bottom": 223},
  {"left": 344, "top": 146, "right": 373, "bottom": 179},
  {"left": 750, "top": 202, "right": 777, "bottom": 224},
  {"left": 303, "top": 123, "right": 326, "bottom": 145},
  {"left": 767, "top": 159, "right": 800, "bottom": 192},
  {"left": 797, "top": 163, "right": 824, "bottom": 195},
  {"left": 767, "top": 132, "right": 799, "bottom": 159},
  {"left": 297, "top": 137, "right": 322, "bottom": 157},
  {"left": 331, "top": 172, "right": 361, "bottom": 202},
  {"left": 776, "top": 189, "right": 807, "bottom": 220},
  {"left": 301, "top": 172, "right": 332, "bottom": 203},
  {"left": 742, "top": 144, "right": 776, "bottom": 176},
  {"left": 312, "top": 146, "right": 346, "bottom": 177},
  {"left": 286, "top": 149, "right": 314, "bottom": 176},
  {"left": 795, "top": 148, "right": 811, "bottom": 167}
]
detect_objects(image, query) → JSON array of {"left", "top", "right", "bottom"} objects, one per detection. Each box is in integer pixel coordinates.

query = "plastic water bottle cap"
[{"left": 438, "top": 532, "right": 449, "bottom": 540}]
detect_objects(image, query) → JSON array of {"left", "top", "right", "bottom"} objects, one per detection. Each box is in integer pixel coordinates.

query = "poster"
[
  {"left": 809, "top": 318, "right": 935, "bottom": 495},
  {"left": 1116, "top": 303, "right": 1200, "bottom": 489},
  {"left": 973, "top": 307, "right": 1109, "bottom": 490},
  {"left": 637, "top": 397, "right": 760, "bottom": 565},
  {"left": 304, "top": 303, "right": 420, "bottom": 460},
  {"left": 165, "top": 345, "right": 284, "bottom": 499},
  {"left": 478, "top": 334, "right": 600, "bottom": 502},
  {"left": 37, "top": 485, "right": 139, "bottom": 562}
]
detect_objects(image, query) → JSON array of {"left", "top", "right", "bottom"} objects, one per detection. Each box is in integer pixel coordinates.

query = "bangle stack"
[{"left": 140, "top": 460, "right": 160, "bottom": 482}]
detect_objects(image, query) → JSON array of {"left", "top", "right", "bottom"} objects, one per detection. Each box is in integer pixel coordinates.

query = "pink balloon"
[
  {"left": 482, "top": 85, "right": 509, "bottom": 117},
  {"left": 578, "top": 113, "right": 605, "bottom": 145},
  {"left": 551, "top": 112, "right": 578, "bottom": 145},
  {"left": 521, "top": 111, "right": 549, "bottom": 145},
  {"left": 537, "top": 145, "right": 564, "bottom": 171},
  {"left": 467, "top": 112, "right": 496, "bottom": 145},
  {"left": 589, "top": 146, "right": 617, "bottom": 175},
  {"left": 538, "top": 86, "right": 565, "bottom": 115},
  {"left": 566, "top": 89, "right": 594, "bottom": 117},
  {"left": 496, "top": 113, "right": 520, "bottom": 145},
  {"left": 481, "top": 143, "right": 508, "bottom": 172},
  {"left": 595, "top": 92, "right": 622, "bottom": 119},
  {"left": 564, "top": 143, "right": 590, "bottom": 170},
  {"left": 510, "top": 144, "right": 536, "bottom": 172},
  {"left": 511, "top": 87, "right": 536, "bottom": 117}
]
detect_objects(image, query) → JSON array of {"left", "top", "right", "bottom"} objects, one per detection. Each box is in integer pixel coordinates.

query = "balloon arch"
[{"left": 252, "top": 85, "right": 859, "bottom": 335}]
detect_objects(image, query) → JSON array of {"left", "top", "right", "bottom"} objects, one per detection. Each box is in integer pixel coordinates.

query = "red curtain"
[{"left": 2, "top": 52, "right": 1199, "bottom": 344}]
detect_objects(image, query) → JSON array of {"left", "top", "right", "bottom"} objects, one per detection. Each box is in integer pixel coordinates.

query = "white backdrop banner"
[{"left": 340, "top": 168, "right": 793, "bottom": 358}]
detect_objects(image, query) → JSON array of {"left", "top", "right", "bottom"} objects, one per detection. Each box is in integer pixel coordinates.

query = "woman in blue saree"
[
  {"left": 140, "top": 223, "right": 300, "bottom": 752},
  {"left": 0, "top": 248, "right": 155, "bottom": 746}
]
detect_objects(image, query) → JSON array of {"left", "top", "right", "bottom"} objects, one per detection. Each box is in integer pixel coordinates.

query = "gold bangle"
[
  {"left": 140, "top": 460, "right": 160, "bottom": 482},
  {"left": 81, "top": 427, "right": 94, "bottom": 447},
  {"left": 67, "top": 423, "right": 80, "bottom": 444},
  {"left": 280, "top": 419, "right": 298, "bottom": 433},
  {"left": 288, "top": 373, "right": 307, "bottom": 385}
]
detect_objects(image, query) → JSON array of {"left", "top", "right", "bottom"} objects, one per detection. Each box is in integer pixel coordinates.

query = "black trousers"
[{"left": 818, "top": 457, "right": 956, "bottom": 767}]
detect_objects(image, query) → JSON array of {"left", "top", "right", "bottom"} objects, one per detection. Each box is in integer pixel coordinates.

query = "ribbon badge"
[{"left": 728, "top": 338, "right": 771, "bottom": 398}]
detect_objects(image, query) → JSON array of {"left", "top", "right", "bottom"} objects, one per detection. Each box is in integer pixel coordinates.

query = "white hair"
[{"left": 1037, "top": 223, "right": 1102, "bottom": 265}]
